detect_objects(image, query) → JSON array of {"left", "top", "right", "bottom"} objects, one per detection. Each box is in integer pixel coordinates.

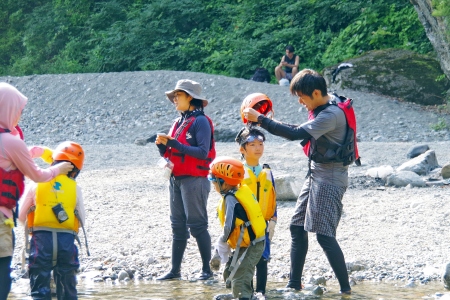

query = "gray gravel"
[{"left": 4, "top": 71, "right": 450, "bottom": 293}]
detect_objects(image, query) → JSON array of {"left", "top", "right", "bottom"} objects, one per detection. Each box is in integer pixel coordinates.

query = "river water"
[{"left": 8, "top": 278, "right": 449, "bottom": 299}]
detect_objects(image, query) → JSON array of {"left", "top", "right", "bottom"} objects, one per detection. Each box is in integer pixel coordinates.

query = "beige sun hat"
[{"left": 165, "top": 79, "right": 208, "bottom": 107}]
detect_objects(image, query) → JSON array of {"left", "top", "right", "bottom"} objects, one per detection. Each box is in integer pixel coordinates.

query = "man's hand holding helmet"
[
  {"left": 240, "top": 93, "right": 274, "bottom": 124},
  {"left": 243, "top": 107, "right": 261, "bottom": 123}
]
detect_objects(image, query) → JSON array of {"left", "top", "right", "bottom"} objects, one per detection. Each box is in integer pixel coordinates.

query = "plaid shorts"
[{"left": 291, "top": 179, "right": 347, "bottom": 237}]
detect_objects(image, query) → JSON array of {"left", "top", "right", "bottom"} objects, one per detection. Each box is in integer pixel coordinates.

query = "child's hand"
[
  {"left": 215, "top": 237, "right": 231, "bottom": 264},
  {"left": 268, "top": 219, "right": 276, "bottom": 241},
  {"left": 155, "top": 134, "right": 173, "bottom": 146}
]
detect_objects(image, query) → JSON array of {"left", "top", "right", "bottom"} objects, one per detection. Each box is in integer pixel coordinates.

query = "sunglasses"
[{"left": 243, "top": 135, "right": 264, "bottom": 144}]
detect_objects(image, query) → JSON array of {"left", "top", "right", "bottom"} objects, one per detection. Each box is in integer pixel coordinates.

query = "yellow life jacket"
[
  {"left": 242, "top": 165, "right": 276, "bottom": 221},
  {"left": 217, "top": 185, "right": 266, "bottom": 249},
  {"left": 27, "top": 175, "right": 79, "bottom": 233}
]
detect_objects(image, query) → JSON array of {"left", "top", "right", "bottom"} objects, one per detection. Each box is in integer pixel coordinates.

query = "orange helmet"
[
  {"left": 240, "top": 93, "right": 274, "bottom": 124},
  {"left": 209, "top": 156, "right": 244, "bottom": 186},
  {"left": 52, "top": 141, "right": 85, "bottom": 170}
]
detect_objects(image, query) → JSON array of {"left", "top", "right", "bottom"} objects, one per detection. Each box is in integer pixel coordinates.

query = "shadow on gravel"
[{"left": 348, "top": 176, "right": 385, "bottom": 190}]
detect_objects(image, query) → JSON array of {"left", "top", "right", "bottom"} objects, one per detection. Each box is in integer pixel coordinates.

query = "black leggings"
[{"left": 289, "top": 225, "right": 351, "bottom": 292}]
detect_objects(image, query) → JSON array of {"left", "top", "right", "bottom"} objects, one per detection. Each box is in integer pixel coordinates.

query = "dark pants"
[
  {"left": 0, "top": 256, "right": 12, "bottom": 300},
  {"left": 255, "top": 257, "right": 268, "bottom": 294},
  {"left": 28, "top": 231, "right": 79, "bottom": 300},
  {"left": 0, "top": 228, "right": 14, "bottom": 300},
  {"left": 288, "top": 225, "right": 351, "bottom": 293},
  {"left": 169, "top": 176, "right": 211, "bottom": 273}
]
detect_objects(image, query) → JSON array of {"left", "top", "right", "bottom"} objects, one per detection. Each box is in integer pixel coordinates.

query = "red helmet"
[
  {"left": 240, "top": 93, "right": 274, "bottom": 124},
  {"left": 209, "top": 156, "right": 245, "bottom": 186},
  {"left": 52, "top": 141, "right": 85, "bottom": 170}
]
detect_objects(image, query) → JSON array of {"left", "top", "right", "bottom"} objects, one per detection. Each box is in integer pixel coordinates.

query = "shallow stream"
[{"left": 8, "top": 278, "right": 449, "bottom": 299}]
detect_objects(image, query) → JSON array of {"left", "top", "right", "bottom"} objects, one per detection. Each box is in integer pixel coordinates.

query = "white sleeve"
[
  {"left": 18, "top": 184, "right": 37, "bottom": 225},
  {"left": 75, "top": 186, "right": 86, "bottom": 227}
]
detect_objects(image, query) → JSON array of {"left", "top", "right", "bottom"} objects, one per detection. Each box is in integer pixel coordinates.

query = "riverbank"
[{"left": 10, "top": 141, "right": 450, "bottom": 297}]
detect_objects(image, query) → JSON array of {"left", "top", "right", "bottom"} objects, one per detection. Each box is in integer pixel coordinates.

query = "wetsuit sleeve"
[
  {"left": 259, "top": 117, "right": 312, "bottom": 141},
  {"left": 220, "top": 194, "right": 248, "bottom": 242},
  {"left": 156, "top": 143, "right": 167, "bottom": 157},
  {"left": 166, "top": 116, "right": 211, "bottom": 159},
  {"left": 221, "top": 195, "right": 237, "bottom": 242}
]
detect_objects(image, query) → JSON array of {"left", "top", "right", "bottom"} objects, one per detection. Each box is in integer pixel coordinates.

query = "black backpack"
[{"left": 250, "top": 68, "right": 271, "bottom": 83}]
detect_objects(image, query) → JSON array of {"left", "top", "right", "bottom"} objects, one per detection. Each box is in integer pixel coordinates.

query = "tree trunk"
[{"left": 410, "top": 0, "right": 450, "bottom": 79}]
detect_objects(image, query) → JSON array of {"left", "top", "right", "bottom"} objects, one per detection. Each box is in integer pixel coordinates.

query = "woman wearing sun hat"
[{"left": 155, "top": 79, "right": 216, "bottom": 281}]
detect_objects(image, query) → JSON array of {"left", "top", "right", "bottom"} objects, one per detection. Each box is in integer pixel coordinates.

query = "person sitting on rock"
[
  {"left": 19, "top": 142, "right": 86, "bottom": 300},
  {"left": 274, "top": 45, "right": 299, "bottom": 84},
  {"left": 209, "top": 156, "right": 266, "bottom": 300}
]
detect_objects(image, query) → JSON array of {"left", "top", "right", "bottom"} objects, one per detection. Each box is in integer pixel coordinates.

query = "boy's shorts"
[{"left": 0, "top": 214, "right": 13, "bottom": 257}]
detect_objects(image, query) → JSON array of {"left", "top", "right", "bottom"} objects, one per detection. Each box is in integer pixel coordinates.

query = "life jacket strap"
[
  {"left": 225, "top": 221, "right": 264, "bottom": 285},
  {"left": 226, "top": 224, "right": 247, "bottom": 285},
  {"left": 30, "top": 227, "right": 77, "bottom": 235}
]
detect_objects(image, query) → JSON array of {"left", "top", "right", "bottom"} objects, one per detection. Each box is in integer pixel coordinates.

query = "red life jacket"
[
  {"left": 164, "top": 112, "right": 216, "bottom": 177},
  {"left": 302, "top": 94, "right": 361, "bottom": 166},
  {"left": 0, "top": 128, "right": 25, "bottom": 209}
]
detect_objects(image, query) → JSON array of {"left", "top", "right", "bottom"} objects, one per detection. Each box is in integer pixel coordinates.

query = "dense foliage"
[
  {"left": 0, "top": 0, "right": 435, "bottom": 80},
  {"left": 432, "top": 0, "right": 450, "bottom": 30}
]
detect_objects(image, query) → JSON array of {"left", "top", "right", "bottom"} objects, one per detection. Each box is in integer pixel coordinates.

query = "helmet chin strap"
[{"left": 218, "top": 180, "right": 225, "bottom": 195}]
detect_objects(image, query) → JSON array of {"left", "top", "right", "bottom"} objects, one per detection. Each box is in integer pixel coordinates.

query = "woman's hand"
[
  {"left": 56, "top": 162, "right": 74, "bottom": 175},
  {"left": 155, "top": 134, "right": 173, "bottom": 146},
  {"left": 243, "top": 108, "right": 262, "bottom": 123}
]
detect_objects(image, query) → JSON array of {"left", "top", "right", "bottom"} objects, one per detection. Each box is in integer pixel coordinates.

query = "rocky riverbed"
[{"left": 2, "top": 70, "right": 450, "bottom": 298}]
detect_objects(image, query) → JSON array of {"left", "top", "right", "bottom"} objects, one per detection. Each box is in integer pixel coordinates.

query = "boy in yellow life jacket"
[
  {"left": 235, "top": 127, "right": 277, "bottom": 299},
  {"left": 19, "top": 141, "right": 86, "bottom": 300},
  {"left": 209, "top": 157, "right": 266, "bottom": 300}
]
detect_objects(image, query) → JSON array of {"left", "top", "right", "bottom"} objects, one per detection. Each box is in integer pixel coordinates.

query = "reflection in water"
[{"left": 9, "top": 277, "right": 448, "bottom": 299}]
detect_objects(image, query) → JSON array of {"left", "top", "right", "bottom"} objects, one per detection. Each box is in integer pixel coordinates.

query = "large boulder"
[
  {"left": 406, "top": 144, "right": 430, "bottom": 159},
  {"left": 323, "top": 49, "right": 450, "bottom": 105},
  {"left": 386, "top": 171, "right": 426, "bottom": 187},
  {"left": 396, "top": 150, "right": 439, "bottom": 175},
  {"left": 274, "top": 174, "right": 302, "bottom": 201},
  {"left": 442, "top": 163, "right": 450, "bottom": 179}
]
